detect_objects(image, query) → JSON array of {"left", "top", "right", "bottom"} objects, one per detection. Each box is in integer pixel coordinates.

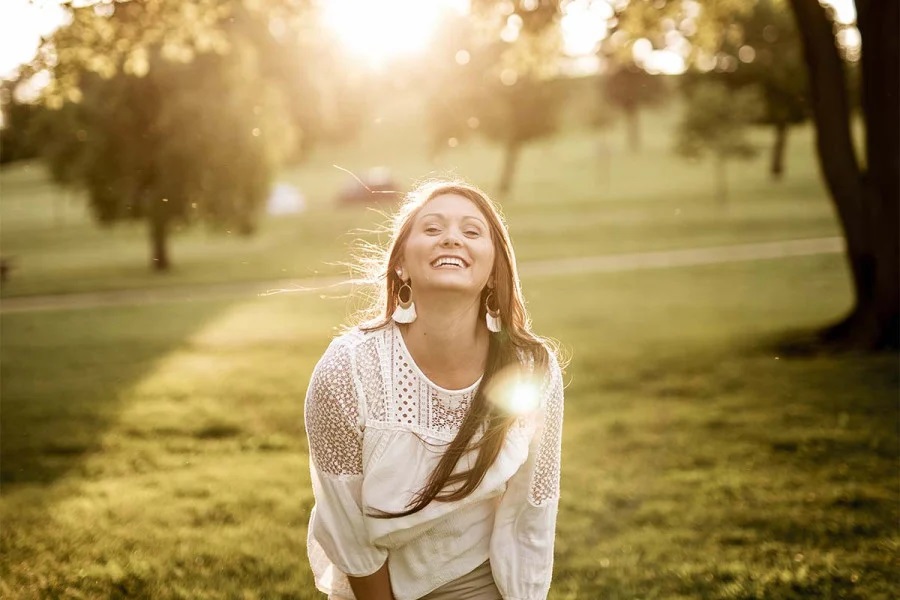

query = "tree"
[
  {"left": 786, "top": 0, "right": 898, "bottom": 348},
  {"left": 603, "top": 62, "right": 666, "bottom": 153},
  {"left": 422, "top": 1, "right": 568, "bottom": 195},
  {"left": 29, "top": 1, "right": 298, "bottom": 271},
  {"left": 0, "top": 81, "right": 43, "bottom": 165},
  {"left": 675, "top": 81, "right": 762, "bottom": 204},
  {"left": 417, "top": 14, "right": 483, "bottom": 160},
  {"left": 607, "top": 0, "right": 897, "bottom": 348},
  {"left": 686, "top": 0, "right": 809, "bottom": 179},
  {"left": 250, "top": 10, "right": 372, "bottom": 164}
]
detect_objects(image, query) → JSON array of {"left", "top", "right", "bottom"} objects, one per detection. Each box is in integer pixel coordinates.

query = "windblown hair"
[{"left": 356, "top": 179, "right": 553, "bottom": 518}]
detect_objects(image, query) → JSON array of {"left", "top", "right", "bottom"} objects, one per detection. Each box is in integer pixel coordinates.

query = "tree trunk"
[
  {"left": 788, "top": 0, "right": 899, "bottom": 348},
  {"left": 625, "top": 106, "right": 640, "bottom": 153},
  {"left": 856, "top": 0, "right": 900, "bottom": 348},
  {"left": 770, "top": 122, "right": 789, "bottom": 180},
  {"left": 498, "top": 139, "right": 521, "bottom": 196},
  {"left": 148, "top": 204, "right": 171, "bottom": 272},
  {"left": 714, "top": 156, "right": 728, "bottom": 205}
]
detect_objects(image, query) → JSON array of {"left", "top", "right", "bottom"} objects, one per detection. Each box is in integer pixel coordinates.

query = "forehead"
[{"left": 417, "top": 193, "right": 487, "bottom": 221}]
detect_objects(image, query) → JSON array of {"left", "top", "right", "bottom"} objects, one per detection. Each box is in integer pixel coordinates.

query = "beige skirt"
[{"left": 419, "top": 561, "right": 501, "bottom": 600}]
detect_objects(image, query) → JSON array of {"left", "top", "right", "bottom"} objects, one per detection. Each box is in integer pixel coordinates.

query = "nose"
[{"left": 440, "top": 232, "right": 462, "bottom": 247}]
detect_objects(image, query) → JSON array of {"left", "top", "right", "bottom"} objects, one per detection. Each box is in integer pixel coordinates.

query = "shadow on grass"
[
  {"left": 0, "top": 301, "right": 235, "bottom": 489},
  {"left": 0, "top": 292, "right": 336, "bottom": 598}
]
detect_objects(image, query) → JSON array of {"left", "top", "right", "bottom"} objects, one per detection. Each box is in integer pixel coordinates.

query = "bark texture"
[{"left": 788, "top": 0, "right": 899, "bottom": 348}]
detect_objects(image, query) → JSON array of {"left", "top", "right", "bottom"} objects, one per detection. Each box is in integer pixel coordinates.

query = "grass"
[
  {"left": 2, "top": 251, "right": 897, "bottom": 598},
  {"left": 1, "top": 99, "right": 895, "bottom": 598}
]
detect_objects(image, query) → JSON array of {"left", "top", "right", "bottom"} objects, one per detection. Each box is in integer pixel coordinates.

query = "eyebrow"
[{"left": 419, "top": 212, "right": 488, "bottom": 227}]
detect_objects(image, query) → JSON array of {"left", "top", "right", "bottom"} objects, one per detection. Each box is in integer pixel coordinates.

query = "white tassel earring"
[
  {"left": 485, "top": 289, "right": 501, "bottom": 333},
  {"left": 392, "top": 280, "right": 417, "bottom": 324}
]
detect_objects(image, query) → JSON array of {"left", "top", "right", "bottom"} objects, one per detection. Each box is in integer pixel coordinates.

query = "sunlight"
[
  {"left": 485, "top": 365, "right": 542, "bottom": 417},
  {"left": 561, "top": 0, "right": 613, "bottom": 57},
  {"left": 0, "top": 0, "right": 69, "bottom": 78},
  {"left": 824, "top": 0, "right": 856, "bottom": 24},
  {"left": 319, "top": 0, "right": 468, "bottom": 69}
]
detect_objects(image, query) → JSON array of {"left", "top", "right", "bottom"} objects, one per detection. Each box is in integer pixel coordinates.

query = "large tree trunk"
[
  {"left": 788, "top": 0, "right": 899, "bottom": 348},
  {"left": 770, "top": 122, "right": 789, "bottom": 180},
  {"left": 856, "top": 0, "right": 900, "bottom": 348},
  {"left": 498, "top": 139, "right": 521, "bottom": 196}
]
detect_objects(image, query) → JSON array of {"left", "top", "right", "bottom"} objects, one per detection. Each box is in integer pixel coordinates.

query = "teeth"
[{"left": 432, "top": 257, "right": 465, "bottom": 268}]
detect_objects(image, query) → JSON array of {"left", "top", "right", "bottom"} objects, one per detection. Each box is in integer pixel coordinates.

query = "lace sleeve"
[
  {"left": 304, "top": 339, "right": 363, "bottom": 477},
  {"left": 490, "top": 351, "right": 564, "bottom": 599},
  {"left": 528, "top": 353, "right": 565, "bottom": 506}
]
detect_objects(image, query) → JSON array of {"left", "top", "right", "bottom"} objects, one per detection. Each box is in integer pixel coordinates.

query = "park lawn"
[
  {"left": 0, "top": 116, "right": 840, "bottom": 298},
  {"left": 2, "top": 251, "right": 897, "bottom": 599}
]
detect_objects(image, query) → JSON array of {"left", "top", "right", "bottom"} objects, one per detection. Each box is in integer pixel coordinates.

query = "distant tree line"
[{"left": 1, "top": 0, "right": 894, "bottom": 348}]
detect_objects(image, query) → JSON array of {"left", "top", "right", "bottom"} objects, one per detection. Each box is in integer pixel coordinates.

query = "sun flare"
[
  {"left": 485, "top": 366, "right": 542, "bottom": 417},
  {"left": 319, "top": 0, "right": 468, "bottom": 69}
]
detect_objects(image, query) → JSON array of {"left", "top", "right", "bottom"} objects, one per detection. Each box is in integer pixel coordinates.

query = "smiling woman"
[
  {"left": 319, "top": 0, "right": 468, "bottom": 69},
  {"left": 303, "top": 179, "right": 565, "bottom": 600}
]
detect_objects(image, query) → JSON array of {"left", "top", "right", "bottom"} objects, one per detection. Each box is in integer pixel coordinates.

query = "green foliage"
[
  {"left": 42, "top": 43, "right": 292, "bottom": 231},
  {"left": 0, "top": 82, "right": 43, "bottom": 165},
  {"left": 676, "top": 81, "right": 764, "bottom": 202},
  {"left": 30, "top": 1, "right": 301, "bottom": 268},
  {"left": 676, "top": 81, "right": 763, "bottom": 160},
  {"left": 419, "top": 7, "right": 567, "bottom": 191},
  {"left": 603, "top": 64, "right": 667, "bottom": 113},
  {"left": 682, "top": 0, "right": 808, "bottom": 128},
  {"left": 616, "top": 0, "right": 755, "bottom": 59}
]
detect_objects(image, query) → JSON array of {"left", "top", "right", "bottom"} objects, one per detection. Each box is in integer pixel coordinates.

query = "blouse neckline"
[{"left": 393, "top": 322, "right": 484, "bottom": 394}]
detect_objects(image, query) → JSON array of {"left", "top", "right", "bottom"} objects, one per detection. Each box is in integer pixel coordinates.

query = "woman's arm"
[
  {"left": 347, "top": 561, "right": 395, "bottom": 600},
  {"left": 490, "top": 353, "right": 565, "bottom": 600},
  {"left": 306, "top": 339, "right": 390, "bottom": 595}
]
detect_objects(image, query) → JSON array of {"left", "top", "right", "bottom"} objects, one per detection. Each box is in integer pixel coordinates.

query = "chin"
[{"left": 421, "top": 275, "right": 482, "bottom": 293}]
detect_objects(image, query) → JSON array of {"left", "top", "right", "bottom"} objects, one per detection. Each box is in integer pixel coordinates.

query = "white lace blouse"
[{"left": 304, "top": 322, "right": 564, "bottom": 600}]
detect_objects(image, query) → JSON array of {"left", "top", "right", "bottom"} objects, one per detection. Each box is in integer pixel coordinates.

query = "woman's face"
[{"left": 399, "top": 193, "right": 495, "bottom": 297}]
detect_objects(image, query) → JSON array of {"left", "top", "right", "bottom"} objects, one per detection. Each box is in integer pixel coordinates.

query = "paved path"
[{"left": 0, "top": 237, "right": 844, "bottom": 314}]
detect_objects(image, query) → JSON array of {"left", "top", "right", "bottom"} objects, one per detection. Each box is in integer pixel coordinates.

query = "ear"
[{"left": 396, "top": 265, "right": 407, "bottom": 283}]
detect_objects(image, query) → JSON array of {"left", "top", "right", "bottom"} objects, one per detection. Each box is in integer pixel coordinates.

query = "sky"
[{"left": 0, "top": 0, "right": 860, "bottom": 80}]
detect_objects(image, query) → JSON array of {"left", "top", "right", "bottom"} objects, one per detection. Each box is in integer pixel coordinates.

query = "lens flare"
[{"left": 485, "top": 365, "right": 542, "bottom": 417}]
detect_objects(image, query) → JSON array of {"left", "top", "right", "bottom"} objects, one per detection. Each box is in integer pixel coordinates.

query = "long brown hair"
[{"left": 357, "top": 179, "right": 553, "bottom": 518}]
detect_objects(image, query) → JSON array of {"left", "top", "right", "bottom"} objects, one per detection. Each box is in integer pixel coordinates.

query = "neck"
[{"left": 400, "top": 291, "right": 488, "bottom": 373}]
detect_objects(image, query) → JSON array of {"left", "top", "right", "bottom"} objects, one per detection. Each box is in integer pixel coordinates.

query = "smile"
[{"left": 430, "top": 256, "right": 468, "bottom": 268}]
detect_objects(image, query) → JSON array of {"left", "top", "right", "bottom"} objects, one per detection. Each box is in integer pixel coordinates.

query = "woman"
[{"left": 304, "top": 180, "right": 565, "bottom": 600}]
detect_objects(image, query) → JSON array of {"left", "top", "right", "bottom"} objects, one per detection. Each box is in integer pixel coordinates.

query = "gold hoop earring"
[
  {"left": 485, "top": 289, "right": 501, "bottom": 333},
  {"left": 392, "top": 281, "right": 417, "bottom": 324}
]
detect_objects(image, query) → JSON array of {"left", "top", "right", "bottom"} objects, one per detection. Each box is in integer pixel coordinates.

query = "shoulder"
[
  {"left": 318, "top": 326, "right": 382, "bottom": 362},
  {"left": 515, "top": 340, "right": 562, "bottom": 380},
  {"left": 531, "top": 342, "right": 564, "bottom": 410},
  {"left": 311, "top": 326, "right": 386, "bottom": 381}
]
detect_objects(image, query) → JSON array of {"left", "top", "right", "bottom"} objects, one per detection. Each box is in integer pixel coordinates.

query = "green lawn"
[
  {"left": 2, "top": 102, "right": 895, "bottom": 598},
  {"left": 2, "top": 251, "right": 897, "bottom": 598}
]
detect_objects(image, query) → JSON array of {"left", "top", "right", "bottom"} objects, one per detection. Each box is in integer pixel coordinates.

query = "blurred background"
[{"left": 1, "top": 0, "right": 897, "bottom": 598}]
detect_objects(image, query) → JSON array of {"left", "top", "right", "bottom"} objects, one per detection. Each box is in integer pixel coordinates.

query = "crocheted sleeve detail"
[
  {"left": 528, "top": 352, "right": 565, "bottom": 506},
  {"left": 304, "top": 336, "right": 363, "bottom": 477}
]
